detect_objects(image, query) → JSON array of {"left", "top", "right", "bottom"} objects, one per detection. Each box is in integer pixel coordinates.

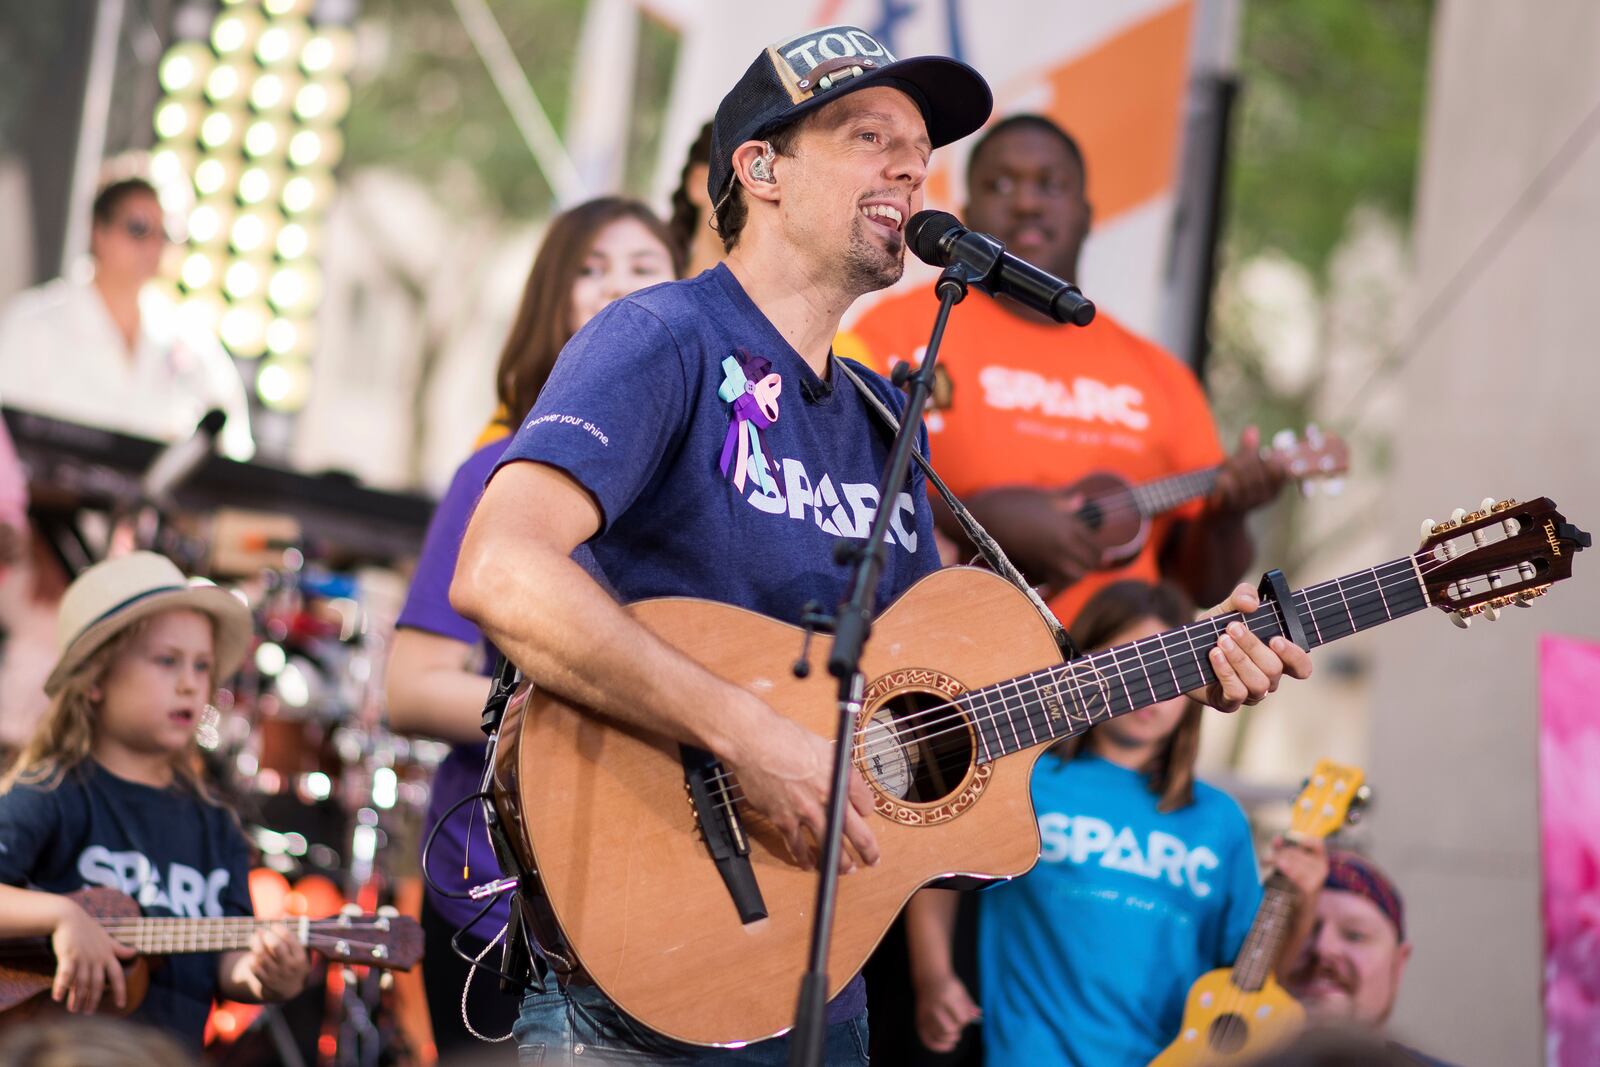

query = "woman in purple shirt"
[{"left": 385, "top": 197, "right": 681, "bottom": 1060}]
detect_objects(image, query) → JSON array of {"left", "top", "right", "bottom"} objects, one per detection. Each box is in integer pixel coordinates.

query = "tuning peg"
[
  {"left": 1452, "top": 508, "right": 1467, "bottom": 522},
  {"left": 1322, "top": 477, "right": 1344, "bottom": 497},
  {"left": 1483, "top": 602, "right": 1500, "bottom": 622},
  {"left": 1272, "top": 428, "right": 1297, "bottom": 451},
  {"left": 377, "top": 905, "right": 398, "bottom": 919},
  {"left": 340, "top": 903, "right": 361, "bottom": 917},
  {"left": 379, "top": 971, "right": 395, "bottom": 991},
  {"left": 1451, "top": 611, "right": 1472, "bottom": 629},
  {"left": 1306, "top": 423, "right": 1324, "bottom": 446},
  {"left": 1481, "top": 497, "right": 1496, "bottom": 512},
  {"left": 1420, "top": 518, "right": 1437, "bottom": 541}
]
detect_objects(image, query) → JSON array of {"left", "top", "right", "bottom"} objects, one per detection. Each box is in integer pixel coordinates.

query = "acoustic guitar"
[
  {"left": 0, "top": 887, "right": 423, "bottom": 1019},
  {"left": 1148, "top": 759, "right": 1367, "bottom": 1067},
  {"left": 491, "top": 495, "right": 1586, "bottom": 1046},
  {"left": 1058, "top": 427, "right": 1348, "bottom": 571}
]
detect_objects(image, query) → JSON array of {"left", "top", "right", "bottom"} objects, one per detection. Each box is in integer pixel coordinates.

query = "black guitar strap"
[{"left": 836, "top": 357, "right": 1079, "bottom": 662}]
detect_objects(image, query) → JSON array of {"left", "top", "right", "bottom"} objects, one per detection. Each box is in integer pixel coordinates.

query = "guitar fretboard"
[{"left": 957, "top": 556, "right": 1429, "bottom": 763}]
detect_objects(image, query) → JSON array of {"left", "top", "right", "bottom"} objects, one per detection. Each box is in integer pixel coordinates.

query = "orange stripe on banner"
[{"left": 1043, "top": 1, "right": 1192, "bottom": 222}]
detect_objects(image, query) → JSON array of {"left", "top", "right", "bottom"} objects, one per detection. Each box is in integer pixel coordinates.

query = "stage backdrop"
[
  {"left": 651, "top": 0, "right": 1202, "bottom": 339},
  {"left": 1541, "top": 633, "right": 1600, "bottom": 1067}
]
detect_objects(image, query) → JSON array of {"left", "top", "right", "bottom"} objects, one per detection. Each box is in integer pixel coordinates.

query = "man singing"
[{"left": 452, "top": 25, "right": 1311, "bottom": 1064}]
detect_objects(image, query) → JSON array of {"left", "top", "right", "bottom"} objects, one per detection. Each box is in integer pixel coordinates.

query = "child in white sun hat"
[{"left": 0, "top": 552, "right": 308, "bottom": 1048}]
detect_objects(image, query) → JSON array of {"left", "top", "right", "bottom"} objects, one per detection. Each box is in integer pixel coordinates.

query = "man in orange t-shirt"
[{"left": 844, "top": 114, "right": 1286, "bottom": 626}]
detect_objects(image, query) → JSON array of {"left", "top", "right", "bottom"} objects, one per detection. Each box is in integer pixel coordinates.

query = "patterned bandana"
[{"left": 1325, "top": 849, "right": 1405, "bottom": 942}]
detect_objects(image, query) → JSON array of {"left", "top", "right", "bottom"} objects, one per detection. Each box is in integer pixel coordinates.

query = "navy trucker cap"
[{"left": 708, "top": 25, "right": 993, "bottom": 206}]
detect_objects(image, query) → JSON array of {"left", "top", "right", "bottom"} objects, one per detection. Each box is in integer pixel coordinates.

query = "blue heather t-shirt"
[
  {"left": 978, "top": 754, "right": 1262, "bottom": 1067},
  {"left": 493, "top": 263, "right": 942, "bottom": 1022}
]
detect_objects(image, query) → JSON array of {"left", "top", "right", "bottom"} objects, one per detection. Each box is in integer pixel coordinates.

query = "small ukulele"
[
  {"left": 1148, "top": 760, "right": 1367, "bottom": 1066},
  {"left": 1063, "top": 426, "right": 1349, "bottom": 568},
  {"left": 0, "top": 887, "right": 422, "bottom": 1019}
]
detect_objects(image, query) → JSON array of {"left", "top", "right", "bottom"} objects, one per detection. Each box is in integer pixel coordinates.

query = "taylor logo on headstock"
[{"left": 1546, "top": 519, "right": 1563, "bottom": 556}]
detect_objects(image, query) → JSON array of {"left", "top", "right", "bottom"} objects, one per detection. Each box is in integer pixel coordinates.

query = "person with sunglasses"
[{"left": 0, "top": 177, "right": 253, "bottom": 461}]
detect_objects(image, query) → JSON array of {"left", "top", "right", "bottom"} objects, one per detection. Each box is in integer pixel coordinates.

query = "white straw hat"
[{"left": 44, "top": 551, "right": 253, "bottom": 696}]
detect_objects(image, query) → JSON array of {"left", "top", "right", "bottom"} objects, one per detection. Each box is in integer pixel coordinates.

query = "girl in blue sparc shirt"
[
  {"left": 382, "top": 197, "right": 680, "bottom": 1057},
  {"left": 906, "top": 580, "right": 1325, "bottom": 1067}
]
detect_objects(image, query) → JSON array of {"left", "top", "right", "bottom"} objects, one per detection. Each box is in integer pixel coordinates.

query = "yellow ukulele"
[{"left": 1148, "top": 759, "right": 1368, "bottom": 1067}]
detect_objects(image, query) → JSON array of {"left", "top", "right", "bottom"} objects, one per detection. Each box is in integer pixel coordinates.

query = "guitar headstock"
[
  {"left": 1417, "top": 496, "right": 1590, "bottom": 627},
  {"left": 306, "top": 906, "right": 424, "bottom": 970},
  {"left": 1288, "top": 759, "right": 1368, "bottom": 840},
  {"left": 1270, "top": 425, "right": 1350, "bottom": 495}
]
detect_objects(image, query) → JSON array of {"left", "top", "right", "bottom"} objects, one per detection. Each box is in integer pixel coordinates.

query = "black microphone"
[
  {"left": 906, "top": 210, "right": 1096, "bottom": 327},
  {"left": 142, "top": 409, "right": 227, "bottom": 505}
]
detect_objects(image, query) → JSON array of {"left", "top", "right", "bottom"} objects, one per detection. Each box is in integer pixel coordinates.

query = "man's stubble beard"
[{"left": 842, "top": 212, "right": 905, "bottom": 296}]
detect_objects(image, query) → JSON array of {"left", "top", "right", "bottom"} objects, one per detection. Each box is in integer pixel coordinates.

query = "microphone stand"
[{"left": 787, "top": 253, "right": 997, "bottom": 1067}]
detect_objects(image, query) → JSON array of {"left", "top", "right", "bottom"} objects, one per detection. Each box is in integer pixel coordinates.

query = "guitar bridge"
[{"left": 681, "top": 746, "right": 768, "bottom": 924}]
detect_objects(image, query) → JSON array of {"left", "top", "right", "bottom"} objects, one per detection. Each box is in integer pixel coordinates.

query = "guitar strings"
[
  {"left": 690, "top": 531, "right": 1524, "bottom": 807},
  {"left": 696, "top": 569, "right": 1403, "bottom": 807}
]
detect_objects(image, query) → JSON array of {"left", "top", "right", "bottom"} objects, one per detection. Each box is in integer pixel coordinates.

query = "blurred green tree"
[
  {"left": 1226, "top": 0, "right": 1434, "bottom": 278},
  {"left": 343, "top": 0, "right": 588, "bottom": 218}
]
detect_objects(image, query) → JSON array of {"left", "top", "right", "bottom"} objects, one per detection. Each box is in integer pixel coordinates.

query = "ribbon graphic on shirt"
[{"left": 717, "top": 353, "right": 781, "bottom": 494}]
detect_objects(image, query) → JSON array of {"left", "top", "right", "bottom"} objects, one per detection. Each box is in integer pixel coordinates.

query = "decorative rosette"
[{"left": 717, "top": 351, "right": 782, "bottom": 493}]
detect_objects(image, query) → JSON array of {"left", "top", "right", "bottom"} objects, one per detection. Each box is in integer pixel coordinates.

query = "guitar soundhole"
[
  {"left": 1078, "top": 499, "right": 1104, "bottom": 530},
  {"left": 859, "top": 689, "right": 975, "bottom": 804},
  {"left": 1207, "top": 1013, "right": 1249, "bottom": 1054}
]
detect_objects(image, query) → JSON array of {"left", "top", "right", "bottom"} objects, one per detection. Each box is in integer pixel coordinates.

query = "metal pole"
[
  {"left": 448, "top": 0, "right": 589, "bottom": 207},
  {"left": 62, "top": 0, "right": 127, "bottom": 272}
]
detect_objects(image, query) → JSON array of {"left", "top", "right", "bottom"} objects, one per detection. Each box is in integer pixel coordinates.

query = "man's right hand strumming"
[{"left": 721, "top": 697, "right": 881, "bottom": 874}]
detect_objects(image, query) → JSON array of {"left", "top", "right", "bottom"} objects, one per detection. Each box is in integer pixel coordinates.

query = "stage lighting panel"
[
  {"left": 256, "top": 358, "right": 312, "bottom": 411},
  {"left": 180, "top": 251, "right": 218, "bottom": 292},
  {"left": 211, "top": 10, "right": 263, "bottom": 57},
  {"left": 229, "top": 209, "right": 279, "bottom": 255},
  {"left": 188, "top": 202, "right": 231, "bottom": 246},
  {"left": 224, "top": 260, "right": 265, "bottom": 302},
  {"left": 267, "top": 263, "right": 320, "bottom": 312},
  {"left": 264, "top": 316, "right": 298, "bottom": 356},
  {"left": 154, "top": 100, "right": 202, "bottom": 141},
  {"left": 299, "top": 28, "right": 354, "bottom": 77},
  {"left": 280, "top": 172, "right": 334, "bottom": 215},
  {"left": 249, "top": 71, "right": 299, "bottom": 113},
  {"left": 158, "top": 43, "right": 213, "bottom": 95},
  {"left": 243, "top": 118, "right": 285, "bottom": 160},
  {"left": 256, "top": 21, "right": 309, "bottom": 69},
  {"left": 204, "top": 63, "right": 244, "bottom": 105},
  {"left": 221, "top": 300, "right": 272, "bottom": 357},
  {"left": 274, "top": 221, "right": 313, "bottom": 261},
  {"left": 286, "top": 127, "right": 342, "bottom": 169},
  {"left": 236, "top": 165, "right": 276, "bottom": 206},
  {"left": 198, "top": 111, "right": 240, "bottom": 151}
]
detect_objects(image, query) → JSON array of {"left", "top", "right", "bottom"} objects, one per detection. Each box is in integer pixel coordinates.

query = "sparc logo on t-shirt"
[
  {"left": 78, "top": 844, "right": 233, "bottom": 918},
  {"left": 1037, "top": 812, "right": 1221, "bottom": 898},
  {"left": 977, "top": 366, "right": 1150, "bottom": 431},
  {"left": 743, "top": 455, "right": 920, "bottom": 551}
]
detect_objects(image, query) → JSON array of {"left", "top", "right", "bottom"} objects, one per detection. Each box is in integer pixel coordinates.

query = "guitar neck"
[
  {"left": 962, "top": 555, "right": 1429, "bottom": 763},
  {"left": 104, "top": 916, "right": 308, "bottom": 955},
  {"left": 1229, "top": 873, "right": 1299, "bottom": 992},
  {"left": 1127, "top": 468, "right": 1220, "bottom": 519}
]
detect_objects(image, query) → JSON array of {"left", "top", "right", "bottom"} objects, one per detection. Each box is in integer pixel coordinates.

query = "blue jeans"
[{"left": 513, "top": 983, "right": 870, "bottom": 1066}]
